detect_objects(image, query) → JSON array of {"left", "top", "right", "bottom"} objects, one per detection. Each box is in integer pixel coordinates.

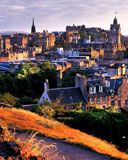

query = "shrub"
[
  {"left": 59, "top": 109, "right": 128, "bottom": 151},
  {"left": 36, "top": 100, "right": 66, "bottom": 118},
  {"left": 17, "top": 96, "right": 35, "bottom": 105},
  {"left": 0, "top": 93, "right": 17, "bottom": 107},
  {"left": 37, "top": 105, "right": 56, "bottom": 118}
]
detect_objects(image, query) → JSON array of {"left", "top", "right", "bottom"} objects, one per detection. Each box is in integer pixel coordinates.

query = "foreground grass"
[
  {"left": 1, "top": 129, "right": 58, "bottom": 159},
  {"left": 0, "top": 108, "right": 128, "bottom": 160}
]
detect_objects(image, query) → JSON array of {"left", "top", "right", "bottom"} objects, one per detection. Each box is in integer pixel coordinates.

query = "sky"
[{"left": 0, "top": 0, "right": 128, "bottom": 34}]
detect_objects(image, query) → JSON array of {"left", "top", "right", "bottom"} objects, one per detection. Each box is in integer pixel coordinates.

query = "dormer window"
[
  {"left": 89, "top": 87, "right": 96, "bottom": 94},
  {"left": 106, "top": 81, "right": 110, "bottom": 88},
  {"left": 99, "top": 86, "right": 103, "bottom": 93},
  {"left": 118, "top": 90, "right": 121, "bottom": 96},
  {"left": 97, "top": 97, "right": 100, "bottom": 104}
]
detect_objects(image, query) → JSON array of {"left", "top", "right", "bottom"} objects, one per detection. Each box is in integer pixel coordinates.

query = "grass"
[
  {"left": 15, "top": 133, "right": 58, "bottom": 159},
  {"left": 0, "top": 107, "right": 128, "bottom": 160},
  {"left": 0, "top": 127, "right": 58, "bottom": 159}
]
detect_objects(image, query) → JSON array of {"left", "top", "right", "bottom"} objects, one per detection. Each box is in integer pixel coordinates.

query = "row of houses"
[{"left": 39, "top": 74, "right": 128, "bottom": 110}]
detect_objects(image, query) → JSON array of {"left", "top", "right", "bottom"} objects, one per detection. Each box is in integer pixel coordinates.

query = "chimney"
[
  {"left": 44, "top": 79, "right": 49, "bottom": 92},
  {"left": 79, "top": 75, "right": 87, "bottom": 95},
  {"left": 75, "top": 74, "right": 87, "bottom": 95},
  {"left": 75, "top": 74, "right": 81, "bottom": 88}
]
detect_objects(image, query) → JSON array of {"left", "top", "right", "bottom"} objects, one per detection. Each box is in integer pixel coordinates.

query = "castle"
[{"left": 65, "top": 17, "right": 126, "bottom": 60}]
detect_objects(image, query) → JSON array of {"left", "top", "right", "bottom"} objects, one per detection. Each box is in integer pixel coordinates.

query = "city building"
[
  {"left": 110, "top": 16, "right": 121, "bottom": 50},
  {"left": 39, "top": 74, "right": 128, "bottom": 110}
]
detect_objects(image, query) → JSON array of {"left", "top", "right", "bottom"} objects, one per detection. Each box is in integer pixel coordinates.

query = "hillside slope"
[
  {"left": 0, "top": 108, "right": 128, "bottom": 160},
  {"left": 36, "top": 136, "right": 111, "bottom": 160}
]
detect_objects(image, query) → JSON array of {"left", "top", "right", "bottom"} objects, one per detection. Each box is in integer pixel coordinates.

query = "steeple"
[
  {"left": 113, "top": 16, "right": 117, "bottom": 24},
  {"left": 31, "top": 18, "right": 36, "bottom": 34},
  {"left": 113, "top": 12, "right": 118, "bottom": 24}
]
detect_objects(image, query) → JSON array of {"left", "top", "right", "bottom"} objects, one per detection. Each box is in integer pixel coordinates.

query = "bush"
[
  {"left": 36, "top": 105, "right": 55, "bottom": 118},
  {"left": 58, "top": 109, "right": 128, "bottom": 151},
  {"left": 0, "top": 93, "right": 17, "bottom": 107},
  {"left": 17, "top": 96, "right": 35, "bottom": 105},
  {"left": 36, "top": 100, "right": 66, "bottom": 118}
]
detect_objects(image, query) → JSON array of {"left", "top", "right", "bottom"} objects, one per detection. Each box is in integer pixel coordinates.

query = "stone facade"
[
  {"left": 75, "top": 74, "right": 128, "bottom": 109},
  {"left": 110, "top": 17, "right": 121, "bottom": 50}
]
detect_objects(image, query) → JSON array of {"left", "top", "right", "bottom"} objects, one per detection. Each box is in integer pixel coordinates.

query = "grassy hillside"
[{"left": 0, "top": 107, "right": 128, "bottom": 160}]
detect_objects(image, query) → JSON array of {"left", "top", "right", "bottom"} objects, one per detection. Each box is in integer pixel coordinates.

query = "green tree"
[
  {"left": 37, "top": 105, "right": 55, "bottom": 118},
  {"left": 124, "top": 50, "right": 128, "bottom": 59},
  {"left": 18, "top": 63, "right": 40, "bottom": 79},
  {"left": 39, "top": 60, "right": 54, "bottom": 70},
  {"left": 36, "top": 100, "right": 65, "bottom": 118},
  {"left": 0, "top": 92, "right": 17, "bottom": 107},
  {"left": 0, "top": 74, "right": 7, "bottom": 94}
]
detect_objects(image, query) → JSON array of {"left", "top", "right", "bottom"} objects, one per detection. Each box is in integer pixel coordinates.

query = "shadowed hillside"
[{"left": 0, "top": 108, "right": 128, "bottom": 160}]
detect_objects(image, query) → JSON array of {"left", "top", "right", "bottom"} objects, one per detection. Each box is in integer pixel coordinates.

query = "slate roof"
[
  {"left": 87, "top": 80, "right": 106, "bottom": 97},
  {"left": 48, "top": 87, "right": 86, "bottom": 105},
  {"left": 86, "top": 78, "right": 123, "bottom": 97},
  {"left": 87, "top": 80, "right": 101, "bottom": 87},
  {"left": 108, "top": 78, "right": 122, "bottom": 92}
]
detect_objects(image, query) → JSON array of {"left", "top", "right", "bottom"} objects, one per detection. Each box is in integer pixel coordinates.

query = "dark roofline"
[{"left": 49, "top": 87, "right": 78, "bottom": 91}]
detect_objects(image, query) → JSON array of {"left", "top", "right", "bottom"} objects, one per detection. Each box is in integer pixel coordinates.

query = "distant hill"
[{"left": 0, "top": 31, "right": 29, "bottom": 35}]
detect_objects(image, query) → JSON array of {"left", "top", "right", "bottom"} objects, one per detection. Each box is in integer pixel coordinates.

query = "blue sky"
[{"left": 0, "top": 0, "right": 128, "bottom": 34}]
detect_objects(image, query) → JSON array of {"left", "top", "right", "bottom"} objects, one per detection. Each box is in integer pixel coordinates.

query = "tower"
[
  {"left": 31, "top": 18, "right": 36, "bottom": 34},
  {"left": 110, "top": 16, "right": 121, "bottom": 49}
]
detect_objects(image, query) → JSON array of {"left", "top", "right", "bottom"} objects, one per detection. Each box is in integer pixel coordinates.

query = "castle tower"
[
  {"left": 110, "top": 16, "right": 121, "bottom": 50},
  {"left": 31, "top": 18, "right": 36, "bottom": 34}
]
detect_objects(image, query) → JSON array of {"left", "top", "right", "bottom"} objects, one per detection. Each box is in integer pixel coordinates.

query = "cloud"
[
  {"left": 9, "top": 5, "right": 26, "bottom": 10},
  {"left": 0, "top": 0, "right": 127, "bottom": 34}
]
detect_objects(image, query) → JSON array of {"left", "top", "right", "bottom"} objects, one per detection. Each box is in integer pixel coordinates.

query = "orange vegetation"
[{"left": 0, "top": 107, "right": 127, "bottom": 160}]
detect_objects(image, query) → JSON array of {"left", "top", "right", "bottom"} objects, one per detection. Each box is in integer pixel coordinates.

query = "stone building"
[
  {"left": 39, "top": 79, "right": 86, "bottom": 108},
  {"left": 42, "top": 30, "right": 55, "bottom": 49},
  {"left": 39, "top": 74, "right": 128, "bottom": 110},
  {"left": 110, "top": 17, "right": 121, "bottom": 50},
  {"left": 75, "top": 74, "right": 128, "bottom": 109},
  {"left": 66, "top": 24, "right": 85, "bottom": 44},
  {"left": 103, "top": 17, "right": 126, "bottom": 60},
  {"left": 3, "top": 37, "right": 12, "bottom": 50}
]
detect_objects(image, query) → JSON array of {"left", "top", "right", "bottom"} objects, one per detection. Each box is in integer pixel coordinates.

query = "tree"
[
  {"left": 18, "top": 63, "right": 40, "bottom": 79},
  {"left": 0, "top": 74, "right": 7, "bottom": 94},
  {"left": 36, "top": 100, "right": 65, "bottom": 118},
  {"left": 39, "top": 60, "right": 54, "bottom": 70},
  {"left": 124, "top": 50, "right": 128, "bottom": 59},
  {"left": 37, "top": 105, "right": 55, "bottom": 118},
  {"left": 0, "top": 93, "right": 17, "bottom": 107}
]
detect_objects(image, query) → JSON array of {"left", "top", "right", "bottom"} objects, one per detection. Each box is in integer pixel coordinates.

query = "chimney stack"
[{"left": 44, "top": 79, "right": 49, "bottom": 92}]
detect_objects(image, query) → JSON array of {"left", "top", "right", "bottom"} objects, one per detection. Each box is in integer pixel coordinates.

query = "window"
[
  {"left": 118, "top": 100, "right": 121, "bottom": 107},
  {"left": 118, "top": 90, "right": 121, "bottom": 96},
  {"left": 89, "top": 87, "right": 96, "bottom": 94},
  {"left": 97, "top": 97, "right": 100, "bottom": 104},
  {"left": 103, "top": 97, "right": 106, "bottom": 103},
  {"left": 106, "top": 81, "right": 110, "bottom": 87},
  {"left": 90, "top": 97, "right": 95, "bottom": 104},
  {"left": 125, "top": 100, "right": 128, "bottom": 106},
  {"left": 111, "top": 101, "right": 115, "bottom": 106},
  {"left": 99, "top": 86, "right": 103, "bottom": 92}
]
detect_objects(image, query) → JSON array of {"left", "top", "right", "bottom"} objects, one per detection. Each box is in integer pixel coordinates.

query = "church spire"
[
  {"left": 32, "top": 18, "right": 34, "bottom": 26},
  {"left": 113, "top": 12, "right": 118, "bottom": 24},
  {"left": 31, "top": 18, "right": 36, "bottom": 34}
]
